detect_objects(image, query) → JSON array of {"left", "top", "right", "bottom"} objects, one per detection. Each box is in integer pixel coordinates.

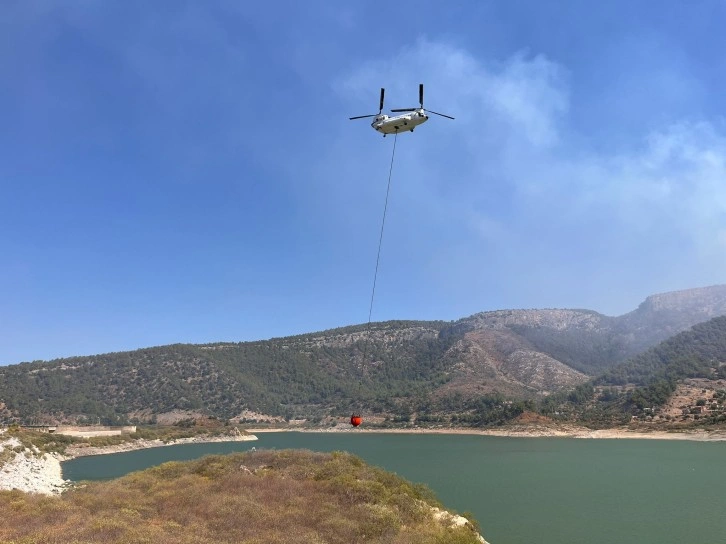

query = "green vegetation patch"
[
  {"left": 599, "top": 315, "right": 726, "bottom": 408},
  {"left": 0, "top": 320, "right": 456, "bottom": 424},
  {"left": 533, "top": 316, "right": 726, "bottom": 427},
  {"left": 85, "top": 424, "right": 246, "bottom": 447},
  {"left": 0, "top": 449, "right": 483, "bottom": 544}
]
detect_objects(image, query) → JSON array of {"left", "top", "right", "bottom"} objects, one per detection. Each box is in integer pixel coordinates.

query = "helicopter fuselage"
[{"left": 371, "top": 109, "right": 429, "bottom": 135}]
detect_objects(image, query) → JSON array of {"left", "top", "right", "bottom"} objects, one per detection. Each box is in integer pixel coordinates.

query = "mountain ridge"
[{"left": 1, "top": 284, "right": 726, "bottom": 425}]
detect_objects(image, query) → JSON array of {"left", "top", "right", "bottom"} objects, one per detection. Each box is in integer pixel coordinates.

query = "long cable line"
[{"left": 361, "top": 132, "right": 398, "bottom": 369}]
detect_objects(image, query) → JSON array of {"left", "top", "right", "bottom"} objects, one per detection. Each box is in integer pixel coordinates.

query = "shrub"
[{"left": 0, "top": 450, "right": 485, "bottom": 544}]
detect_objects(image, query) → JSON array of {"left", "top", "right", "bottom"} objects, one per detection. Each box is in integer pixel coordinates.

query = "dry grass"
[
  {"left": 0, "top": 425, "right": 248, "bottom": 462},
  {"left": 3, "top": 429, "right": 78, "bottom": 457},
  {"left": 0, "top": 450, "right": 482, "bottom": 544}
]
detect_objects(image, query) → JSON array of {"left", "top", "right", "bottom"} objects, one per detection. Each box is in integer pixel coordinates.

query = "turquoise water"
[{"left": 61, "top": 433, "right": 726, "bottom": 544}]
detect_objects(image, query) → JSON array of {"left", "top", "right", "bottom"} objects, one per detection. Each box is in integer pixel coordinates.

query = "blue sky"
[{"left": 3, "top": 1, "right": 726, "bottom": 365}]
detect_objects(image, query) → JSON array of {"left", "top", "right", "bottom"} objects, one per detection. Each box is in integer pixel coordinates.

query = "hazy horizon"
[{"left": 6, "top": 282, "right": 726, "bottom": 365}]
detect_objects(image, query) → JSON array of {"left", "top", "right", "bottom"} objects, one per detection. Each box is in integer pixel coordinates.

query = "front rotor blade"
[
  {"left": 390, "top": 108, "right": 416, "bottom": 112},
  {"left": 428, "top": 110, "right": 455, "bottom": 120},
  {"left": 419, "top": 83, "right": 424, "bottom": 107},
  {"left": 349, "top": 114, "right": 377, "bottom": 120},
  {"left": 379, "top": 88, "right": 385, "bottom": 113}
]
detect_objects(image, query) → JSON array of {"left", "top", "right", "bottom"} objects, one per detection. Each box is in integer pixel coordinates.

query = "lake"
[{"left": 61, "top": 432, "right": 726, "bottom": 544}]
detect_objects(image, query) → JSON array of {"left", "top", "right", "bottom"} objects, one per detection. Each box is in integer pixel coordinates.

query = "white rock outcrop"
[
  {"left": 0, "top": 438, "right": 70, "bottom": 495},
  {"left": 431, "top": 506, "right": 491, "bottom": 543}
]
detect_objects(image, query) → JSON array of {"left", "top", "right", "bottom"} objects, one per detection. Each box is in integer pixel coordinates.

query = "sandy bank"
[
  {"left": 65, "top": 433, "right": 258, "bottom": 459},
  {"left": 245, "top": 425, "right": 726, "bottom": 441}
]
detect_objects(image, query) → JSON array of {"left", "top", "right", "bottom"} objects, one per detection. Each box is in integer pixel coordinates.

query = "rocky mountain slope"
[
  {"left": 615, "top": 285, "right": 726, "bottom": 353},
  {"left": 468, "top": 285, "right": 726, "bottom": 375},
  {"left": 553, "top": 314, "right": 726, "bottom": 427},
  {"left": 1, "top": 285, "right": 725, "bottom": 423}
]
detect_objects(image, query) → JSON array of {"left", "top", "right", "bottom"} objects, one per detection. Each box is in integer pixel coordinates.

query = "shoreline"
[
  {"left": 5, "top": 424, "right": 726, "bottom": 496},
  {"left": 64, "top": 433, "right": 258, "bottom": 459},
  {"left": 1, "top": 434, "right": 258, "bottom": 496},
  {"left": 243, "top": 425, "right": 726, "bottom": 441}
]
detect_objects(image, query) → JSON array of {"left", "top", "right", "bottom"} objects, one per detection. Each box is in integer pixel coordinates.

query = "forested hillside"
[
  {"left": 536, "top": 316, "right": 726, "bottom": 427},
  {"left": 0, "top": 321, "right": 457, "bottom": 423},
  {"left": 1, "top": 286, "right": 725, "bottom": 425},
  {"left": 597, "top": 315, "right": 726, "bottom": 409}
]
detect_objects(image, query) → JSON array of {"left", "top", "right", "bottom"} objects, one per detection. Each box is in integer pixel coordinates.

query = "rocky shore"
[
  {"left": 430, "top": 506, "right": 490, "bottom": 544},
  {"left": 3, "top": 422, "right": 725, "bottom": 497},
  {"left": 0, "top": 433, "right": 258, "bottom": 495},
  {"left": 0, "top": 437, "right": 69, "bottom": 495}
]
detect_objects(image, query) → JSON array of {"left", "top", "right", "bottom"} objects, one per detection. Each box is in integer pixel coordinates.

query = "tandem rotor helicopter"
[{"left": 349, "top": 83, "right": 454, "bottom": 136}]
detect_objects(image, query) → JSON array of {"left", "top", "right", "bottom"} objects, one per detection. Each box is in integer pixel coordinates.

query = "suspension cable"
[{"left": 362, "top": 132, "right": 398, "bottom": 367}]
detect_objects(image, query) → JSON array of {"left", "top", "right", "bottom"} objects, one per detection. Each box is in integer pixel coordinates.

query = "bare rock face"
[
  {"left": 504, "top": 350, "right": 587, "bottom": 391},
  {"left": 616, "top": 285, "right": 726, "bottom": 353},
  {"left": 445, "top": 285, "right": 726, "bottom": 378},
  {"left": 435, "top": 329, "right": 588, "bottom": 399},
  {"left": 464, "top": 308, "right": 606, "bottom": 332},
  {"left": 637, "top": 285, "right": 726, "bottom": 313},
  {"left": 283, "top": 324, "right": 441, "bottom": 351},
  {"left": 0, "top": 437, "right": 69, "bottom": 495}
]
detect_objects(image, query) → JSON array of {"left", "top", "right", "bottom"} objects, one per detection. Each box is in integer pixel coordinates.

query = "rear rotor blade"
[
  {"left": 428, "top": 110, "right": 455, "bottom": 120},
  {"left": 390, "top": 108, "right": 416, "bottom": 112},
  {"left": 419, "top": 83, "right": 424, "bottom": 108},
  {"left": 379, "top": 88, "right": 385, "bottom": 113},
  {"left": 349, "top": 114, "right": 378, "bottom": 120}
]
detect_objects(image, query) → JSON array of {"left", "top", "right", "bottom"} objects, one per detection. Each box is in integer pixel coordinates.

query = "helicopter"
[{"left": 349, "top": 83, "right": 454, "bottom": 136}]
